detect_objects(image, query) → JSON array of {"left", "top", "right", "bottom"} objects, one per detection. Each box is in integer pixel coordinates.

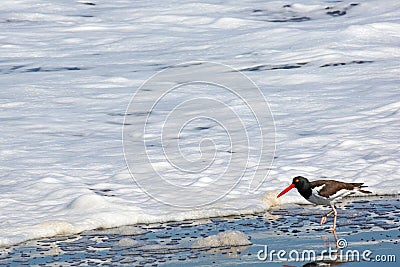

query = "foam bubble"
[
  {"left": 118, "top": 237, "right": 139, "bottom": 247},
  {"left": 97, "top": 226, "right": 145, "bottom": 236},
  {"left": 32, "top": 220, "right": 75, "bottom": 237},
  {"left": 192, "top": 230, "right": 251, "bottom": 248},
  {"left": 262, "top": 191, "right": 282, "bottom": 208},
  {"left": 67, "top": 194, "right": 114, "bottom": 210}
]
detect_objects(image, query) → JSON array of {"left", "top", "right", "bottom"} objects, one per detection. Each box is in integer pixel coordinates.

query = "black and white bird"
[{"left": 277, "top": 176, "right": 371, "bottom": 230}]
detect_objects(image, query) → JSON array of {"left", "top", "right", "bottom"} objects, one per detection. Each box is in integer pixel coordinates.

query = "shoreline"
[
  {"left": 2, "top": 193, "right": 397, "bottom": 249},
  {"left": 1, "top": 195, "right": 398, "bottom": 266}
]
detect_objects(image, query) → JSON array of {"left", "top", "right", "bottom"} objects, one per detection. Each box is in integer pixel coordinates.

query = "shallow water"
[{"left": 1, "top": 196, "right": 398, "bottom": 266}]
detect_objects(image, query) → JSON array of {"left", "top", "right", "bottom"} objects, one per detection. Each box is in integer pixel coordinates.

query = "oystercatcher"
[{"left": 277, "top": 176, "right": 371, "bottom": 230}]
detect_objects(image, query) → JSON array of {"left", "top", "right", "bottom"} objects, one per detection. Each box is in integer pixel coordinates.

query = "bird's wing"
[{"left": 310, "top": 180, "right": 346, "bottom": 198}]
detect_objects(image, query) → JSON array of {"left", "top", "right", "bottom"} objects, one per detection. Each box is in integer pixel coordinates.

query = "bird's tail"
[
  {"left": 346, "top": 183, "right": 372, "bottom": 194},
  {"left": 358, "top": 188, "right": 372, "bottom": 194},
  {"left": 352, "top": 183, "right": 372, "bottom": 194}
]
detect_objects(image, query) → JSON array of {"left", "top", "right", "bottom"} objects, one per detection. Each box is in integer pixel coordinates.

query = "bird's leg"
[
  {"left": 330, "top": 205, "right": 338, "bottom": 231},
  {"left": 320, "top": 208, "right": 335, "bottom": 225},
  {"left": 332, "top": 229, "right": 339, "bottom": 248}
]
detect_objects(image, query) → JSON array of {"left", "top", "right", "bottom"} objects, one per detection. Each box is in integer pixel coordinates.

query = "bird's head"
[{"left": 277, "top": 176, "right": 310, "bottom": 198}]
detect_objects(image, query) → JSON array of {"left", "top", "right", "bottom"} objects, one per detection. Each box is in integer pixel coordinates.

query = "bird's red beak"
[{"left": 277, "top": 184, "right": 295, "bottom": 198}]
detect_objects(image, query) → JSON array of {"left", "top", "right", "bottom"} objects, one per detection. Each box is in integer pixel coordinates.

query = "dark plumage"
[{"left": 277, "top": 176, "right": 371, "bottom": 230}]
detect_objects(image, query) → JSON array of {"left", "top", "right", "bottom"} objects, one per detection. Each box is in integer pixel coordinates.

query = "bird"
[{"left": 276, "top": 176, "right": 371, "bottom": 231}]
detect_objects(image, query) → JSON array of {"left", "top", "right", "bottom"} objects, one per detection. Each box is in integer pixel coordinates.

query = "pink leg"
[
  {"left": 320, "top": 208, "right": 335, "bottom": 225},
  {"left": 330, "top": 205, "right": 338, "bottom": 231}
]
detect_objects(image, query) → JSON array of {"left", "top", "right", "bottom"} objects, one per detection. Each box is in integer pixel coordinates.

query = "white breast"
[
  {"left": 307, "top": 190, "right": 332, "bottom": 206},
  {"left": 307, "top": 188, "right": 355, "bottom": 206}
]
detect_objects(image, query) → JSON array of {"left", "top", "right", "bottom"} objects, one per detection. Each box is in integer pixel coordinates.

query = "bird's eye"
[{"left": 295, "top": 179, "right": 299, "bottom": 183}]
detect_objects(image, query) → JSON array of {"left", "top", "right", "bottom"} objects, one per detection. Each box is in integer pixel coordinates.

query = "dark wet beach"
[{"left": 1, "top": 196, "right": 398, "bottom": 266}]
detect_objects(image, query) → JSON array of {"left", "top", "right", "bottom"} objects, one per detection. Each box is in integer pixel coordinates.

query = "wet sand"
[{"left": 0, "top": 196, "right": 398, "bottom": 266}]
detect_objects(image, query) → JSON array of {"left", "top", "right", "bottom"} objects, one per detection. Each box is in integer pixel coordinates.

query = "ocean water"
[{"left": 1, "top": 0, "right": 399, "bottom": 246}]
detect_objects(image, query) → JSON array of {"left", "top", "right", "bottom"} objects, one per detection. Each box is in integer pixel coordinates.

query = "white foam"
[
  {"left": 192, "top": 230, "right": 251, "bottom": 248},
  {"left": 118, "top": 238, "right": 140, "bottom": 247},
  {"left": 0, "top": 0, "right": 399, "bottom": 247}
]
